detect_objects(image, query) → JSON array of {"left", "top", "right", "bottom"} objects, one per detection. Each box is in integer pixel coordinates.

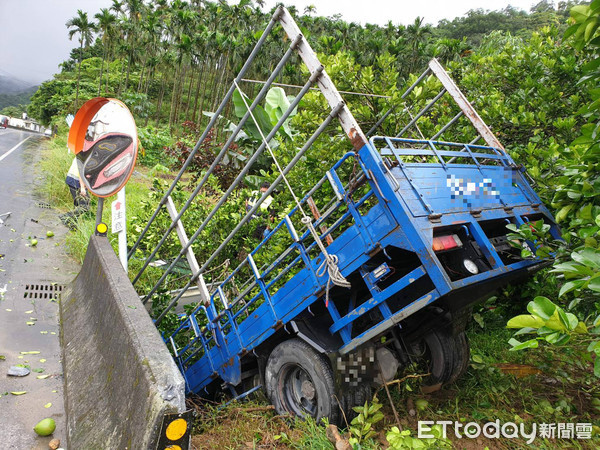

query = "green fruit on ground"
[
  {"left": 46, "top": 231, "right": 54, "bottom": 237},
  {"left": 33, "top": 418, "right": 56, "bottom": 436},
  {"left": 31, "top": 239, "right": 38, "bottom": 246},
  {"left": 415, "top": 399, "right": 429, "bottom": 411}
]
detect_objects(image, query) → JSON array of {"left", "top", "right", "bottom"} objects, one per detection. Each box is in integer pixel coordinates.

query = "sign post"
[{"left": 111, "top": 188, "right": 127, "bottom": 271}]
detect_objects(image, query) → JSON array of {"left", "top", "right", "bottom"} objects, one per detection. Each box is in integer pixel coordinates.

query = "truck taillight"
[{"left": 432, "top": 234, "right": 462, "bottom": 252}]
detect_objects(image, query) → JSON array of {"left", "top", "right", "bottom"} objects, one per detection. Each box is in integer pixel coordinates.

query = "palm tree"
[
  {"left": 406, "top": 17, "right": 432, "bottom": 73},
  {"left": 66, "top": 9, "right": 96, "bottom": 108},
  {"left": 123, "top": 0, "right": 146, "bottom": 90},
  {"left": 94, "top": 8, "right": 117, "bottom": 95}
]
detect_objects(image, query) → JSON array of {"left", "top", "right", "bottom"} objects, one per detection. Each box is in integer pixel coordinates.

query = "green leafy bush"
[{"left": 137, "top": 125, "right": 174, "bottom": 167}]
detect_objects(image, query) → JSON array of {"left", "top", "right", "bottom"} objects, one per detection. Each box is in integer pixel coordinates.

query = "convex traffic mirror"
[{"left": 67, "top": 97, "right": 138, "bottom": 198}]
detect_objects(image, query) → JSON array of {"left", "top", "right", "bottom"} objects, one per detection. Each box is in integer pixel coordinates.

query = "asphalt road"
[{"left": 0, "top": 128, "right": 79, "bottom": 449}]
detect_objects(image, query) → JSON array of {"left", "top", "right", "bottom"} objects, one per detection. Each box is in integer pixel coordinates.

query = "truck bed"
[{"left": 167, "top": 137, "right": 558, "bottom": 394}]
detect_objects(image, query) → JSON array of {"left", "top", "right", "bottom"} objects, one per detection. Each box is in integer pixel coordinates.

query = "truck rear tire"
[
  {"left": 411, "top": 328, "right": 456, "bottom": 387},
  {"left": 265, "top": 339, "right": 339, "bottom": 425},
  {"left": 410, "top": 329, "right": 469, "bottom": 387},
  {"left": 448, "top": 331, "right": 470, "bottom": 384}
]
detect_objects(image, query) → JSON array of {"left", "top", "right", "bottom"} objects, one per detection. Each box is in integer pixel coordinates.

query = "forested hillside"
[{"left": 28, "top": 0, "right": 582, "bottom": 130}]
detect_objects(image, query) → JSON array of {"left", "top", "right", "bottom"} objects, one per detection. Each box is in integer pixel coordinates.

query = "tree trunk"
[
  {"left": 175, "top": 63, "right": 188, "bottom": 123},
  {"left": 125, "top": 53, "right": 132, "bottom": 91},
  {"left": 98, "top": 45, "right": 106, "bottom": 96},
  {"left": 137, "top": 51, "right": 149, "bottom": 93},
  {"left": 184, "top": 62, "right": 195, "bottom": 120},
  {"left": 117, "top": 57, "right": 127, "bottom": 95},
  {"left": 75, "top": 39, "right": 84, "bottom": 110},
  {"left": 213, "top": 53, "right": 230, "bottom": 141},
  {"left": 209, "top": 54, "right": 223, "bottom": 114},
  {"left": 197, "top": 55, "right": 213, "bottom": 127},
  {"left": 155, "top": 74, "right": 166, "bottom": 127},
  {"left": 191, "top": 57, "right": 207, "bottom": 123},
  {"left": 105, "top": 44, "right": 112, "bottom": 94},
  {"left": 168, "top": 63, "right": 181, "bottom": 129}
]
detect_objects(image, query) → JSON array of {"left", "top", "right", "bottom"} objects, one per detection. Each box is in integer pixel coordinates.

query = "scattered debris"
[
  {"left": 421, "top": 383, "right": 442, "bottom": 394},
  {"left": 10, "top": 391, "right": 27, "bottom": 395},
  {"left": 495, "top": 363, "right": 542, "bottom": 378},
  {"left": 44, "top": 402, "right": 52, "bottom": 408},
  {"left": 326, "top": 424, "right": 351, "bottom": 450},
  {"left": 37, "top": 375, "right": 50, "bottom": 379},
  {"left": 7, "top": 366, "right": 30, "bottom": 377},
  {"left": 49, "top": 438, "right": 60, "bottom": 449},
  {"left": 20, "top": 351, "right": 40, "bottom": 355},
  {"left": 39, "top": 359, "right": 47, "bottom": 363},
  {"left": 0, "top": 211, "right": 11, "bottom": 225}
]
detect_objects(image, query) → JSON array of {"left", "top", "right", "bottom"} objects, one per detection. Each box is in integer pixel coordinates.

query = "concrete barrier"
[{"left": 60, "top": 235, "right": 188, "bottom": 449}]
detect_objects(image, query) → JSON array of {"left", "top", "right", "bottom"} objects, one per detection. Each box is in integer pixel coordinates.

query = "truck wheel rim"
[{"left": 281, "top": 365, "right": 318, "bottom": 417}]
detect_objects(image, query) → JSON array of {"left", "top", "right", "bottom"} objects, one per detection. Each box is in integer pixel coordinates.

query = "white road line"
[{"left": 0, "top": 136, "right": 33, "bottom": 163}]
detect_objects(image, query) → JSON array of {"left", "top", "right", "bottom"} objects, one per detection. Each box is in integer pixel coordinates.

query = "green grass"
[{"left": 38, "top": 127, "right": 154, "bottom": 266}]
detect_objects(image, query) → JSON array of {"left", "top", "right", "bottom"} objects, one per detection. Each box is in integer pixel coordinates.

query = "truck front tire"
[{"left": 265, "top": 339, "right": 339, "bottom": 425}]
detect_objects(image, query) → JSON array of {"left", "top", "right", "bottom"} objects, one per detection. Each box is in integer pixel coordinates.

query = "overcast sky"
[{"left": 0, "top": 0, "right": 545, "bottom": 85}]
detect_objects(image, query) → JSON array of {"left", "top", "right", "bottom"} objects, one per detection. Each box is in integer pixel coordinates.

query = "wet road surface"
[{"left": 0, "top": 128, "right": 79, "bottom": 449}]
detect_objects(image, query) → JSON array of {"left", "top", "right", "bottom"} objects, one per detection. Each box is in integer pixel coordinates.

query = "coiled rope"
[{"left": 233, "top": 80, "right": 351, "bottom": 306}]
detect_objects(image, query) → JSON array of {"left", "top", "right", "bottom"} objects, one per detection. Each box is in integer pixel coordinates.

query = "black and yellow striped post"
[{"left": 156, "top": 410, "right": 193, "bottom": 449}]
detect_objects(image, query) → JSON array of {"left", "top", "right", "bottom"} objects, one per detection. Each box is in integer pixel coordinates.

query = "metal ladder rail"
[
  {"left": 135, "top": 33, "right": 306, "bottom": 289},
  {"left": 395, "top": 89, "right": 447, "bottom": 138},
  {"left": 168, "top": 306, "right": 217, "bottom": 373},
  {"left": 339, "top": 288, "right": 441, "bottom": 355},
  {"left": 128, "top": 10, "right": 283, "bottom": 260},
  {"left": 165, "top": 196, "right": 211, "bottom": 304},
  {"left": 374, "top": 137, "right": 511, "bottom": 165},
  {"left": 383, "top": 136, "right": 435, "bottom": 214},
  {"left": 366, "top": 66, "right": 432, "bottom": 137},
  {"left": 428, "top": 58, "right": 504, "bottom": 150},
  {"left": 152, "top": 103, "right": 345, "bottom": 326}
]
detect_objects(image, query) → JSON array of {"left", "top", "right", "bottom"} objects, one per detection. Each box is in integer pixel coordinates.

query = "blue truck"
[{"left": 130, "top": 7, "right": 559, "bottom": 424}]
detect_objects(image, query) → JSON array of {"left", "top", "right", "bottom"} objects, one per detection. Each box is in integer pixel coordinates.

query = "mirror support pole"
[{"left": 95, "top": 198, "right": 105, "bottom": 235}]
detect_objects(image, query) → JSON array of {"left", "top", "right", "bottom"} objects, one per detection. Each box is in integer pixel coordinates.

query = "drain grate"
[
  {"left": 23, "top": 283, "right": 63, "bottom": 300},
  {"left": 36, "top": 202, "right": 52, "bottom": 209}
]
